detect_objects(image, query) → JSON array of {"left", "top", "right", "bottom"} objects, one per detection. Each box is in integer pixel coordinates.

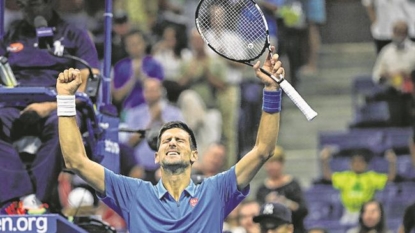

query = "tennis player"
[{"left": 56, "top": 49, "right": 284, "bottom": 232}]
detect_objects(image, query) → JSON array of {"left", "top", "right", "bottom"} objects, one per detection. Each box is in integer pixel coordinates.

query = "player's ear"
[{"left": 190, "top": 150, "right": 198, "bottom": 164}]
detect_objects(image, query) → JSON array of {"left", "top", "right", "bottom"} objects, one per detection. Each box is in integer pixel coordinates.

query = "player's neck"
[{"left": 161, "top": 169, "right": 192, "bottom": 201}]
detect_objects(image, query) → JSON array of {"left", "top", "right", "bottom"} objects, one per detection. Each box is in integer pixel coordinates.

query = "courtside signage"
[{"left": 0, "top": 216, "right": 51, "bottom": 233}]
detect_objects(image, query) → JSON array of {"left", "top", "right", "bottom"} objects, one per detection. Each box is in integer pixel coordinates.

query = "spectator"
[
  {"left": 113, "top": 0, "right": 158, "bottom": 34},
  {"left": 300, "top": 0, "right": 326, "bottom": 75},
  {"left": 361, "top": 0, "right": 414, "bottom": 54},
  {"left": 111, "top": 29, "right": 164, "bottom": 118},
  {"left": 0, "top": 0, "right": 99, "bottom": 215},
  {"left": 277, "top": 0, "right": 308, "bottom": 88},
  {"left": 347, "top": 200, "right": 391, "bottom": 233},
  {"left": 253, "top": 202, "right": 294, "bottom": 233},
  {"left": 192, "top": 142, "right": 227, "bottom": 178},
  {"left": 371, "top": 20, "right": 415, "bottom": 127},
  {"left": 255, "top": 146, "right": 308, "bottom": 233},
  {"left": 239, "top": 200, "right": 261, "bottom": 233},
  {"left": 372, "top": 21, "right": 415, "bottom": 91},
  {"left": 320, "top": 147, "right": 397, "bottom": 225},
  {"left": 399, "top": 202, "right": 415, "bottom": 233},
  {"left": 122, "top": 78, "right": 183, "bottom": 184}
]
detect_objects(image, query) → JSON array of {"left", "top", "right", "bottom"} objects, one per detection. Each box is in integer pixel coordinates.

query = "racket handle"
[
  {"left": 278, "top": 79, "right": 318, "bottom": 121},
  {"left": 258, "top": 67, "right": 317, "bottom": 120}
]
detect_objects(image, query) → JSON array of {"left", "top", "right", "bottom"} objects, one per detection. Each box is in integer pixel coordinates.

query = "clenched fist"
[{"left": 56, "top": 68, "right": 82, "bottom": 95}]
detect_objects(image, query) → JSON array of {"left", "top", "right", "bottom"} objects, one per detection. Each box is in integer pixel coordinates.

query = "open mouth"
[{"left": 166, "top": 151, "right": 180, "bottom": 156}]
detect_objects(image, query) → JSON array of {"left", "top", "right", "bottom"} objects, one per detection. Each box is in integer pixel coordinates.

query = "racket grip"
[{"left": 279, "top": 80, "right": 318, "bottom": 121}]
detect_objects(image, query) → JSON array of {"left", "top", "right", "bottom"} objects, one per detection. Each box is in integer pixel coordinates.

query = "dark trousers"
[{"left": 0, "top": 107, "right": 62, "bottom": 205}]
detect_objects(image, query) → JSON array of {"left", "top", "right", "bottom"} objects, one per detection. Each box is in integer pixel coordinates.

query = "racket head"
[{"left": 195, "top": 0, "right": 271, "bottom": 63}]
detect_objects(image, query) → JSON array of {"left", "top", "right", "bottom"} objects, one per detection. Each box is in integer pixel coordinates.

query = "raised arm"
[
  {"left": 385, "top": 149, "right": 397, "bottom": 182},
  {"left": 320, "top": 146, "right": 333, "bottom": 181},
  {"left": 235, "top": 50, "right": 282, "bottom": 190},
  {"left": 57, "top": 68, "right": 105, "bottom": 193}
]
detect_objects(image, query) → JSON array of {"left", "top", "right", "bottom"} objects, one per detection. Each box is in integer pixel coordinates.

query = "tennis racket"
[{"left": 195, "top": 0, "right": 317, "bottom": 121}]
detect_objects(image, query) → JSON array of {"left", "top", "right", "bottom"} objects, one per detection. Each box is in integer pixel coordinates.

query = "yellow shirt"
[{"left": 332, "top": 171, "right": 388, "bottom": 212}]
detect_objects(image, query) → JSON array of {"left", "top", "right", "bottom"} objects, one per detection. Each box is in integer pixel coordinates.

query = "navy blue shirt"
[
  {"left": 0, "top": 12, "right": 99, "bottom": 87},
  {"left": 101, "top": 166, "right": 249, "bottom": 232}
]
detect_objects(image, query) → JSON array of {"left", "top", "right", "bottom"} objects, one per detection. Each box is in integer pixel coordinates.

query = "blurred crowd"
[{"left": 2, "top": 0, "right": 415, "bottom": 232}]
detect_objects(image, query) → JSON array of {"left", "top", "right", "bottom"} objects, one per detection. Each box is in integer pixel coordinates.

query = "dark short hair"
[{"left": 157, "top": 121, "right": 197, "bottom": 150}]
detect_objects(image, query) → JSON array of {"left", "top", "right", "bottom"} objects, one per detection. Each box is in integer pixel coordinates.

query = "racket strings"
[{"left": 196, "top": 0, "right": 268, "bottom": 61}]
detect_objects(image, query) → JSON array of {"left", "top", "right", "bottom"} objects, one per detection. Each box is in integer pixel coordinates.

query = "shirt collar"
[{"left": 156, "top": 179, "right": 196, "bottom": 199}]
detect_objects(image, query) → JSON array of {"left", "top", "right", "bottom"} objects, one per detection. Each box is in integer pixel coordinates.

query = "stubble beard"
[{"left": 161, "top": 160, "right": 191, "bottom": 175}]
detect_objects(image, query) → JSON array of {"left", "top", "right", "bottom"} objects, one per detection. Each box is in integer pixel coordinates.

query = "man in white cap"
[{"left": 253, "top": 203, "right": 294, "bottom": 233}]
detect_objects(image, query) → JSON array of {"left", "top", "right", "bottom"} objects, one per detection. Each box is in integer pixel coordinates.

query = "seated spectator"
[
  {"left": 111, "top": 29, "right": 164, "bottom": 118},
  {"left": 371, "top": 20, "right": 415, "bottom": 127},
  {"left": 0, "top": 0, "right": 99, "bottom": 214},
  {"left": 192, "top": 142, "right": 227, "bottom": 178},
  {"left": 238, "top": 200, "right": 261, "bottom": 233},
  {"left": 347, "top": 200, "right": 391, "bottom": 233},
  {"left": 373, "top": 20, "right": 415, "bottom": 90},
  {"left": 121, "top": 78, "right": 183, "bottom": 184},
  {"left": 255, "top": 146, "right": 308, "bottom": 233},
  {"left": 320, "top": 147, "right": 397, "bottom": 225},
  {"left": 253, "top": 202, "right": 294, "bottom": 233},
  {"left": 398, "top": 201, "right": 415, "bottom": 233}
]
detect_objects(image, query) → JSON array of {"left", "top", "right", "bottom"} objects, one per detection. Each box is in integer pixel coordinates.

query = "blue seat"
[
  {"left": 370, "top": 156, "right": 389, "bottom": 173},
  {"left": 383, "top": 127, "right": 413, "bottom": 154},
  {"left": 350, "top": 101, "right": 390, "bottom": 128},
  {"left": 319, "top": 129, "right": 386, "bottom": 156},
  {"left": 304, "top": 185, "right": 343, "bottom": 221},
  {"left": 396, "top": 155, "right": 415, "bottom": 179},
  {"left": 351, "top": 75, "right": 386, "bottom": 109},
  {"left": 387, "top": 218, "right": 402, "bottom": 233},
  {"left": 375, "top": 183, "right": 398, "bottom": 203}
]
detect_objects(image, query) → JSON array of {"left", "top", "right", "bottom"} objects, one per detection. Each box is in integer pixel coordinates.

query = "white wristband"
[{"left": 57, "top": 95, "right": 76, "bottom": 116}]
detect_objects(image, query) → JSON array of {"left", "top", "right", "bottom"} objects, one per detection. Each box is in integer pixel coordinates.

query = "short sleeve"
[
  {"left": 208, "top": 166, "right": 250, "bottom": 216},
  {"left": 332, "top": 172, "right": 348, "bottom": 190},
  {"left": 100, "top": 168, "right": 144, "bottom": 214},
  {"left": 369, "top": 172, "right": 388, "bottom": 190}
]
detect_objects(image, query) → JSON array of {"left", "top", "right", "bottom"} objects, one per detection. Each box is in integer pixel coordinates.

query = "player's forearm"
[
  {"left": 59, "top": 116, "right": 88, "bottom": 170},
  {"left": 235, "top": 110, "right": 280, "bottom": 189},
  {"left": 255, "top": 110, "right": 280, "bottom": 159},
  {"left": 59, "top": 116, "right": 106, "bottom": 193}
]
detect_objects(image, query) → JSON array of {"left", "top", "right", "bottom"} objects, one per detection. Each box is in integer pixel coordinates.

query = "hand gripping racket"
[{"left": 195, "top": 0, "right": 317, "bottom": 121}]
